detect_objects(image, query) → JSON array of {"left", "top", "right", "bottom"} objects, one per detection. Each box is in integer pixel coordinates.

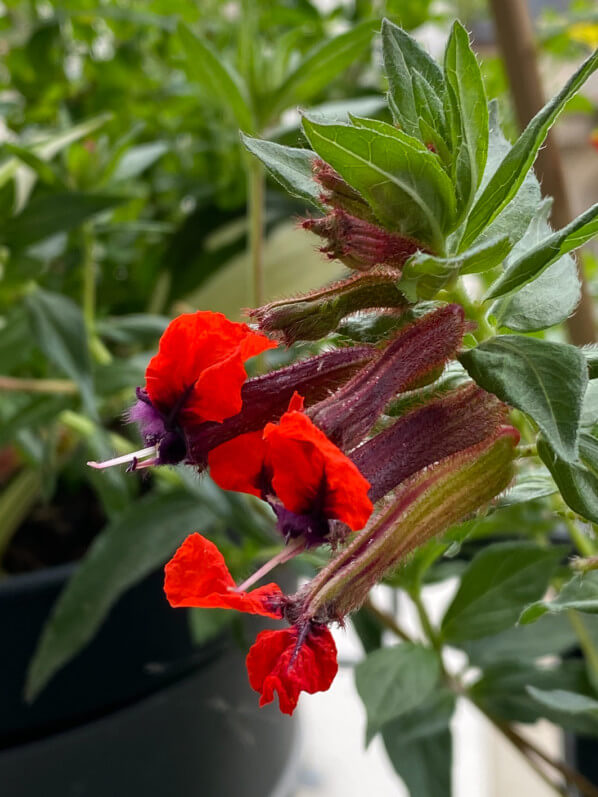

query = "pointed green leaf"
[
  {"left": 461, "top": 47, "right": 598, "bottom": 249},
  {"left": 26, "top": 489, "right": 219, "bottom": 700},
  {"left": 382, "top": 19, "right": 445, "bottom": 142},
  {"left": 498, "top": 471, "right": 557, "bottom": 507},
  {"left": 241, "top": 134, "right": 321, "bottom": 206},
  {"left": 348, "top": 114, "right": 428, "bottom": 151},
  {"left": 355, "top": 643, "right": 440, "bottom": 743},
  {"left": 24, "top": 289, "right": 95, "bottom": 416},
  {"left": 301, "top": 117, "right": 456, "bottom": 249},
  {"left": 527, "top": 687, "right": 598, "bottom": 716},
  {"left": 110, "top": 141, "right": 169, "bottom": 183},
  {"left": 400, "top": 235, "right": 511, "bottom": 299},
  {"left": 177, "top": 23, "right": 253, "bottom": 132},
  {"left": 270, "top": 20, "right": 376, "bottom": 113},
  {"left": 492, "top": 200, "right": 581, "bottom": 332},
  {"left": 441, "top": 542, "right": 564, "bottom": 643},
  {"left": 537, "top": 435, "right": 598, "bottom": 524},
  {"left": 443, "top": 21, "right": 488, "bottom": 214},
  {"left": 473, "top": 101, "right": 541, "bottom": 246},
  {"left": 459, "top": 336, "right": 587, "bottom": 462},
  {"left": 487, "top": 201, "right": 598, "bottom": 299},
  {"left": 0, "top": 192, "right": 125, "bottom": 249},
  {"left": 520, "top": 571, "right": 598, "bottom": 624}
]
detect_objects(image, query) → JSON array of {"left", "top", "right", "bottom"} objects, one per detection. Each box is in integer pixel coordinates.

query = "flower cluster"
[{"left": 90, "top": 158, "right": 520, "bottom": 716}]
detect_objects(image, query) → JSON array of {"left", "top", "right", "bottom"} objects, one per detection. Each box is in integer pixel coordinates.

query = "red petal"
[
  {"left": 145, "top": 312, "right": 275, "bottom": 423},
  {"left": 246, "top": 625, "right": 338, "bottom": 715},
  {"left": 265, "top": 411, "right": 373, "bottom": 529},
  {"left": 208, "top": 431, "right": 267, "bottom": 498},
  {"left": 164, "top": 533, "right": 283, "bottom": 618}
]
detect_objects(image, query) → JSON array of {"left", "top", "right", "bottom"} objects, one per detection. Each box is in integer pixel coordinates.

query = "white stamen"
[
  {"left": 87, "top": 445, "right": 158, "bottom": 469},
  {"left": 236, "top": 536, "right": 306, "bottom": 593}
]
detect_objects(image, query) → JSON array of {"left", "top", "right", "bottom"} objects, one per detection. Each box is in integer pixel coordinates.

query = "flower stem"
[
  {"left": 236, "top": 537, "right": 306, "bottom": 592},
  {"left": 0, "top": 376, "right": 77, "bottom": 393},
  {"left": 565, "top": 515, "right": 596, "bottom": 557},
  {"left": 362, "top": 596, "right": 412, "bottom": 642}
]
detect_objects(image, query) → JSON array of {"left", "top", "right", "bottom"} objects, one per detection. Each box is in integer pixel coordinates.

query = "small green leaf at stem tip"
[
  {"left": 440, "top": 541, "right": 564, "bottom": 643},
  {"left": 443, "top": 21, "right": 489, "bottom": 217},
  {"left": 461, "top": 47, "right": 598, "bottom": 250},
  {"left": 240, "top": 134, "right": 321, "bottom": 207},
  {"left": 486, "top": 201, "right": 598, "bottom": 300},
  {"left": 537, "top": 435, "right": 598, "bottom": 524},
  {"left": 459, "top": 336, "right": 588, "bottom": 463}
]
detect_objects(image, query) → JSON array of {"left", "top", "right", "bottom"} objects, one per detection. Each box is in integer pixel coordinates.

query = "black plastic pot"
[{"left": 0, "top": 563, "right": 299, "bottom": 796}]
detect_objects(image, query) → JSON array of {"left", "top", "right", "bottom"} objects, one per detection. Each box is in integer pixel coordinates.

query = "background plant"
[{"left": 2, "top": 3, "right": 598, "bottom": 796}]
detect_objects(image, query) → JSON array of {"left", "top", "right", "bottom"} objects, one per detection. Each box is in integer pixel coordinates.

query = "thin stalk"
[
  {"left": 82, "top": 225, "right": 111, "bottom": 365},
  {"left": 363, "top": 596, "right": 412, "bottom": 642},
  {"left": 247, "top": 158, "right": 265, "bottom": 308},
  {"left": 0, "top": 376, "right": 77, "bottom": 394},
  {"left": 493, "top": 718, "right": 598, "bottom": 797},
  {"left": 450, "top": 279, "right": 494, "bottom": 341},
  {"left": 412, "top": 589, "right": 444, "bottom": 660},
  {"left": 568, "top": 610, "right": 598, "bottom": 693},
  {"left": 565, "top": 515, "right": 596, "bottom": 557}
]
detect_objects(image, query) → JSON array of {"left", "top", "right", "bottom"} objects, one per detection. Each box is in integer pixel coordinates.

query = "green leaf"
[
  {"left": 0, "top": 192, "right": 124, "bottom": 249},
  {"left": 348, "top": 114, "right": 428, "bottom": 151},
  {"left": 498, "top": 471, "right": 557, "bottom": 507},
  {"left": 382, "top": 690, "right": 455, "bottom": 797},
  {"left": 459, "top": 336, "right": 588, "bottom": 463},
  {"left": 26, "top": 489, "right": 219, "bottom": 700},
  {"left": 470, "top": 659, "right": 594, "bottom": 727},
  {"left": 537, "top": 435, "right": 598, "bottom": 524},
  {"left": 443, "top": 21, "right": 488, "bottom": 215},
  {"left": 355, "top": 643, "right": 440, "bottom": 743},
  {"left": 461, "top": 47, "right": 598, "bottom": 249},
  {"left": 177, "top": 23, "right": 253, "bottom": 132},
  {"left": 109, "top": 141, "right": 169, "bottom": 182},
  {"left": 240, "top": 134, "right": 321, "bottom": 206},
  {"left": 400, "top": 235, "right": 510, "bottom": 299},
  {"left": 472, "top": 101, "right": 541, "bottom": 247},
  {"left": 270, "top": 21, "right": 376, "bottom": 113},
  {"left": 492, "top": 201, "right": 580, "bottom": 332},
  {"left": 301, "top": 117, "right": 456, "bottom": 249},
  {"left": 441, "top": 541, "right": 564, "bottom": 643},
  {"left": 520, "top": 571, "right": 598, "bottom": 624},
  {"left": 382, "top": 19, "right": 446, "bottom": 142},
  {"left": 463, "top": 613, "right": 581, "bottom": 667},
  {"left": 527, "top": 687, "right": 598, "bottom": 716},
  {"left": 24, "top": 289, "right": 95, "bottom": 416},
  {"left": 487, "top": 201, "right": 598, "bottom": 299}
]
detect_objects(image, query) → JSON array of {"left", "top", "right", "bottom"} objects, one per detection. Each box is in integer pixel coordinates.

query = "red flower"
[
  {"left": 145, "top": 311, "right": 276, "bottom": 427},
  {"left": 208, "top": 394, "right": 373, "bottom": 533},
  {"left": 246, "top": 625, "right": 338, "bottom": 715},
  {"left": 164, "top": 533, "right": 283, "bottom": 618}
]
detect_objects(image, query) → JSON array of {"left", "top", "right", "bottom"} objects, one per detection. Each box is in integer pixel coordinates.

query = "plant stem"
[
  {"left": 412, "top": 589, "right": 443, "bottom": 657},
  {"left": 493, "top": 718, "right": 598, "bottom": 797},
  {"left": 363, "top": 596, "right": 412, "bottom": 642},
  {"left": 568, "top": 609, "right": 598, "bottom": 693},
  {"left": 0, "top": 376, "right": 77, "bottom": 393},
  {"left": 565, "top": 515, "right": 596, "bottom": 557},
  {"left": 451, "top": 279, "right": 494, "bottom": 342},
  {"left": 247, "top": 158, "right": 265, "bottom": 308},
  {"left": 82, "top": 225, "right": 111, "bottom": 365}
]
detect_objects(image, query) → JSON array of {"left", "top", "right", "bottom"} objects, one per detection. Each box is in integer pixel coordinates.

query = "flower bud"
[
  {"left": 293, "top": 426, "right": 519, "bottom": 625},
  {"left": 187, "top": 345, "right": 376, "bottom": 466},
  {"left": 303, "top": 209, "right": 425, "bottom": 272},
  {"left": 308, "top": 304, "right": 466, "bottom": 451},
  {"left": 313, "top": 159, "right": 377, "bottom": 222},
  {"left": 248, "top": 270, "right": 409, "bottom": 344},
  {"left": 352, "top": 383, "right": 507, "bottom": 502}
]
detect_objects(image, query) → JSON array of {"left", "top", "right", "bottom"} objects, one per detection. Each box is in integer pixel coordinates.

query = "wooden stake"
[{"left": 488, "top": 0, "right": 596, "bottom": 344}]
